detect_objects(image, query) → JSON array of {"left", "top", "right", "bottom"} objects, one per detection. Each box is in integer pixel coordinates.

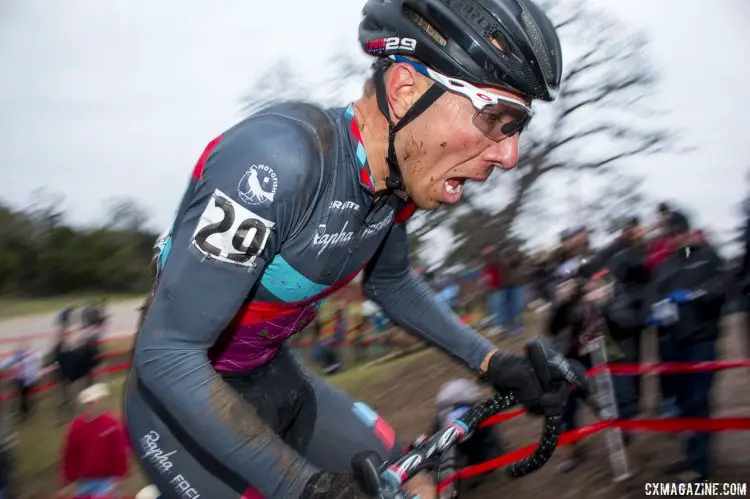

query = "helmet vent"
[
  {"left": 518, "top": 4, "right": 553, "bottom": 83},
  {"left": 489, "top": 30, "right": 508, "bottom": 53},
  {"left": 404, "top": 6, "right": 448, "bottom": 47}
]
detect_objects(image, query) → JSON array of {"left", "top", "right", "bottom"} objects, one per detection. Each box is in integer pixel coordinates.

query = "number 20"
[
  {"left": 385, "top": 37, "right": 416, "bottom": 51},
  {"left": 194, "top": 196, "right": 269, "bottom": 263}
]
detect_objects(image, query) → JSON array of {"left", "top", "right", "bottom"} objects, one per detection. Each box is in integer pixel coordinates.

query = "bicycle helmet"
[
  {"left": 358, "top": 0, "right": 562, "bottom": 196},
  {"left": 360, "top": 0, "right": 561, "bottom": 100}
]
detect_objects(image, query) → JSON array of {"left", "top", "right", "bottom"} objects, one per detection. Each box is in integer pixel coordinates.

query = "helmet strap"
[{"left": 373, "top": 65, "right": 445, "bottom": 200}]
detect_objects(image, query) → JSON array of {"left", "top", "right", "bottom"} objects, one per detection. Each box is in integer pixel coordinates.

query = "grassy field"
[
  {"left": 0, "top": 294, "right": 145, "bottom": 320},
  {"left": 8, "top": 348, "right": 428, "bottom": 499}
]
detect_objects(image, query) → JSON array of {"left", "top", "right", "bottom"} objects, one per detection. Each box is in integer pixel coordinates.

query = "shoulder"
[
  {"left": 200, "top": 102, "right": 336, "bottom": 193},
  {"left": 174, "top": 103, "right": 341, "bottom": 260}
]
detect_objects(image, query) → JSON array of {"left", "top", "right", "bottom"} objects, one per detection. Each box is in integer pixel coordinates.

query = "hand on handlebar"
[{"left": 481, "top": 338, "right": 590, "bottom": 417}]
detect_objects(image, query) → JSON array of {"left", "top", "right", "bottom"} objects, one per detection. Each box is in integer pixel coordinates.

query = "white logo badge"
[{"left": 238, "top": 164, "right": 278, "bottom": 205}]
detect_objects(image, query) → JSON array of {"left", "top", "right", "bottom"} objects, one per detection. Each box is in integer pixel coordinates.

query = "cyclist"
[{"left": 125, "top": 0, "right": 578, "bottom": 497}]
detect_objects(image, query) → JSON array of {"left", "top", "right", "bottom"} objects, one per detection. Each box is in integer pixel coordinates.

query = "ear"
[{"left": 385, "top": 63, "right": 423, "bottom": 121}]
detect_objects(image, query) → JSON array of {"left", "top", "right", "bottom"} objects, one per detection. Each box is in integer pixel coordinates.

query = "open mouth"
[
  {"left": 442, "top": 177, "right": 468, "bottom": 204},
  {"left": 444, "top": 177, "right": 466, "bottom": 195}
]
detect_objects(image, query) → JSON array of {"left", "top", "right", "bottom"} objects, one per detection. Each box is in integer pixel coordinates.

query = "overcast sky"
[{"left": 1, "top": 0, "right": 749, "bottom": 259}]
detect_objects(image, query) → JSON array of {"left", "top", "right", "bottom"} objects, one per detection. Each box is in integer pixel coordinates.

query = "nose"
[{"left": 484, "top": 133, "right": 520, "bottom": 170}]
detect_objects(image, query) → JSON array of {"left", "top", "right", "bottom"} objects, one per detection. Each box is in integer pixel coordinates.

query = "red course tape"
[
  {"left": 590, "top": 359, "right": 750, "bottom": 376},
  {"left": 439, "top": 416, "right": 750, "bottom": 491},
  {"left": 3, "top": 353, "right": 748, "bottom": 495}
]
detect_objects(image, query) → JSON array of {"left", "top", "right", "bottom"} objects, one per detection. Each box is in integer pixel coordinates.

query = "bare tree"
[
  {"left": 242, "top": 51, "right": 370, "bottom": 115},
  {"left": 240, "top": 1, "right": 683, "bottom": 264},
  {"left": 24, "top": 188, "right": 66, "bottom": 229},
  {"left": 242, "top": 61, "right": 304, "bottom": 116},
  {"left": 432, "top": 0, "right": 683, "bottom": 262},
  {"left": 104, "top": 197, "right": 150, "bottom": 232},
  {"left": 579, "top": 173, "right": 649, "bottom": 236},
  {"left": 731, "top": 166, "right": 750, "bottom": 248}
]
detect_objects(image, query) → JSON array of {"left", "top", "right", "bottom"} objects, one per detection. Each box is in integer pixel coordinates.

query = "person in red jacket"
[{"left": 58, "top": 383, "right": 128, "bottom": 499}]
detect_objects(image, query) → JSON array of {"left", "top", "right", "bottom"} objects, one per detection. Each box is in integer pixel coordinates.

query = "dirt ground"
[
  {"left": 7, "top": 309, "right": 749, "bottom": 498},
  {"left": 347, "top": 314, "right": 750, "bottom": 498}
]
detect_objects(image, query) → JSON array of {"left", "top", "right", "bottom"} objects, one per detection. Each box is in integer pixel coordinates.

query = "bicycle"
[{"left": 353, "top": 339, "right": 589, "bottom": 499}]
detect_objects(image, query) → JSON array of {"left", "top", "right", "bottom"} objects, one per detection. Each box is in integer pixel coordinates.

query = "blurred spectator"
[
  {"left": 555, "top": 227, "right": 594, "bottom": 279},
  {"left": 59, "top": 383, "right": 127, "bottom": 498},
  {"left": 311, "top": 311, "right": 343, "bottom": 375},
  {"left": 332, "top": 307, "right": 347, "bottom": 348},
  {"left": 646, "top": 205, "right": 679, "bottom": 416},
  {"left": 0, "top": 344, "right": 41, "bottom": 422},
  {"left": 371, "top": 305, "right": 392, "bottom": 349},
  {"left": 455, "top": 263, "right": 483, "bottom": 319},
  {"left": 648, "top": 210, "right": 727, "bottom": 482},
  {"left": 741, "top": 214, "right": 750, "bottom": 357},
  {"left": 432, "top": 379, "right": 504, "bottom": 490},
  {"left": 607, "top": 217, "right": 650, "bottom": 412},
  {"left": 352, "top": 320, "right": 368, "bottom": 362},
  {"left": 91, "top": 298, "right": 108, "bottom": 341},
  {"left": 57, "top": 305, "right": 74, "bottom": 334},
  {"left": 600, "top": 276, "right": 643, "bottom": 433},
  {"left": 481, "top": 245, "right": 506, "bottom": 335},
  {"left": 434, "top": 274, "right": 460, "bottom": 310},
  {"left": 502, "top": 249, "right": 526, "bottom": 335},
  {"left": 81, "top": 300, "right": 107, "bottom": 342},
  {"left": 546, "top": 270, "right": 589, "bottom": 472},
  {"left": 53, "top": 331, "right": 101, "bottom": 426},
  {"left": 528, "top": 251, "right": 554, "bottom": 307},
  {"left": 310, "top": 315, "right": 325, "bottom": 366}
]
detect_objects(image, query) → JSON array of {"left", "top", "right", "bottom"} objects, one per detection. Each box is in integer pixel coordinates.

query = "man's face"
[{"left": 399, "top": 76, "right": 526, "bottom": 210}]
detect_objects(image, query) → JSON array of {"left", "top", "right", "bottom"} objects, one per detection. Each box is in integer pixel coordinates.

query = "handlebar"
[{"left": 353, "top": 391, "right": 563, "bottom": 499}]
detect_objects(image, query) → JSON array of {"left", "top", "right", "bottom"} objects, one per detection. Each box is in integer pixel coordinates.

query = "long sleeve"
[
  {"left": 133, "top": 114, "right": 326, "bottom": 497},
  {"left": 362, "top": 222, "right": 494, "bottom": 371}
]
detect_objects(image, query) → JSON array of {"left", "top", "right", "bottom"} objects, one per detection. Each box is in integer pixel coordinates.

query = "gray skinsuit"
[{"left": 125, "top": 101, "right": 494, "bottom": 498}]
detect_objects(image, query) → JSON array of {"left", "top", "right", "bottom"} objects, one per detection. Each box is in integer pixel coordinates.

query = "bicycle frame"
[{"left": 354, "top": 392, "right": 563, "bottom": 499}]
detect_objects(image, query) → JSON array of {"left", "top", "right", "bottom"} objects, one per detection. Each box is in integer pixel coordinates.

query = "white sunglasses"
[{"left": 390, "top": 55, "right": 534, "bottom": 140}]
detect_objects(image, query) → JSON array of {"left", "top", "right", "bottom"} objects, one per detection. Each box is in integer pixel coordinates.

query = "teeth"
[{"left": 444, "top": 180, "right": 463, "bottom": 195}]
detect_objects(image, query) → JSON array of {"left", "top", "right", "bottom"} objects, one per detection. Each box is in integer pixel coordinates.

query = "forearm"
[{"left": 364, "top": 270, "right": 493, "bottom": 370}]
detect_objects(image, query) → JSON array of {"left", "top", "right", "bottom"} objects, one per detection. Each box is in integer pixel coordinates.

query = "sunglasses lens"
[{"left": 472, "top": 103, "right": 531, "bottom": 141}]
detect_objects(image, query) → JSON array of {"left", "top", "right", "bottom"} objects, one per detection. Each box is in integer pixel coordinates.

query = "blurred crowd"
[
  {"left": 259, "top": 199, "right": 746, "bottom": 486},
  {"left": 1, "top": 199, "right": 748, "bottom": 496},
  {"left": 0, "top": 299, "right": 113, "bottom": 498},
  {"left": 488, "top": 201, "right": 739, "bottom": 483},
  {"left": 384, "top": 200, "right": 744, "bottom": 484}
]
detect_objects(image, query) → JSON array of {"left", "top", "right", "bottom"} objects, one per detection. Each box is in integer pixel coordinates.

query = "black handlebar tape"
[{"left": 507, "top": 415, "right": 563, "bottom": 477}]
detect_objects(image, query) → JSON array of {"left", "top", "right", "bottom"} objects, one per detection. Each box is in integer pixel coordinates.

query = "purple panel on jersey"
[{"left": 210, "top": 305, "right": 318, "bottom": 372}]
